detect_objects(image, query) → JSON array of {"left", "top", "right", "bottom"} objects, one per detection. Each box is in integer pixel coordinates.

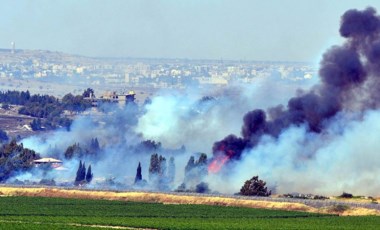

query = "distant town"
[{"left": 0, "top": 48, "right": 315, "bottom": 92}]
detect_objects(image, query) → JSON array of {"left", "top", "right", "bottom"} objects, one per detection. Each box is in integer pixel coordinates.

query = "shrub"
[
  {"left": 195, "top": 182, "right": 210, "bottom": 193},
  {"left": 330, "top": 204, "right": 350, "bottom": 213},
  {"left": 339, "top": 192, "right": 353, "bottom": 198},
  {"left": 239, "top": 176, "right": 271, "bottom": 197}
]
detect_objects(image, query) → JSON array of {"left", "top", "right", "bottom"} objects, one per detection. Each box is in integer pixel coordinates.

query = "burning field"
[{"left": 3, "top": 7, "right": 380, "bottom": 200}]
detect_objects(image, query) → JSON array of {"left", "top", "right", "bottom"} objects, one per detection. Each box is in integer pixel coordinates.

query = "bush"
[
  {"left": 339, "top": 192, "right": 353, "bottom": 198},
  {"left": 39, "top": 179, "right": 56, "bottom": 186},
  {"left": 195, "top": 182, "right": 210, "bottom": 193},
  {"left": 239, "top": 176, "right": 271, "bottom": 197},
  {"left": 329, "top": 204, "right": 350, "bottom": 213}
]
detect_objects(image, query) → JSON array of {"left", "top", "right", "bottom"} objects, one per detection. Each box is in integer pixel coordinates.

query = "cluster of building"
[
  {"left": 0, "top": 49, "right": 316, "bottom": 89},
  {"left": 85, "top": 90, "right": 136, "bottom": 106}
]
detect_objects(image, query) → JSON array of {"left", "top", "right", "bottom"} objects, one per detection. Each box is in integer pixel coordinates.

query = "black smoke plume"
[{"left": 212, "top": 7, "right": 380, "bottom": 165}]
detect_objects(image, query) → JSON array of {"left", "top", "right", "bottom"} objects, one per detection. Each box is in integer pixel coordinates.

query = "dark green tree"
[
  {"left": 134, "top": 162, "right": 142, "bottom": 184},
  {"left": 75, "top": 160, "right": 83, "bottom": 184},
  {"left": 149, "top": 153, "right": 160, "bottom": 180},
  {"left": 30, "top": 118, "right": 42, "bottom": 131},
  {"left": 0, "top": 139, "right": 39, "bottom": 181},
  {"left": 168, "top": 157, "right": 175, "bottom": 183},
  {"left": 86, "top": 164, "right": 93, "bottom": 183},
  {"left": 64, "top": 143, "right": 84, "bottom": 159},
  {"left": 90, "top": 138, "right": 100, "bottom": 151},
  {"left": 159, "top": 155, "right": 167, "bottom": 176},
  {"left": 82, "top": 88, "right": 95, "bottom": 98},
  {"left": 239, "top": 176, "right": 271, "bottom": 197},
  {"left": 185, "top": 156, "right": 195, "bottom": 174},
  {"left": 197, "top": 153, "right": 207, "bottom": 165},
  {"left": 75, "top": 160, "right": 88, "bottom": 185},
  {"left": 81, "top": 162, "right": 86, "bottom": 181},
  {"left": 196, "top": 153, "right": 208, "bottom": 177},
  {"left": 149, "top": 153, "right": 170, "bottom": 187}
]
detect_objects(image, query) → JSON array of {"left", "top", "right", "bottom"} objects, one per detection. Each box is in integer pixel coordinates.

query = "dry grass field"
[{"left": 0, "top": 186, "right": 378, "bottom": 216}]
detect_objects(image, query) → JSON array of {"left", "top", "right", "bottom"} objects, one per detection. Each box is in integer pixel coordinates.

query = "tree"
[
  {"left": 62, "top": 93, "right": 91, "bottom": 112},
  {"left": 239, "top": 176, "right": 271, "bottom": 197},
  {"left": 75, "top": 160, "right": 83, "bottom": 184},
  {"left": 185, "top": 156, "right": 195, "bottom": 174},
  {"left": 86, "top": 164, "right": 93, "bottom": 183},
  {"left": 0, "top": 139, "right": 39, "bottom": 181},
  {"left": 158, "top": 155, "right": 167, "bottom": 176},
  {"left": 184, "top": 154, "right": 208, "bottom": 184},
  {"left": 75, "top": 161, "right": 89, "bottom": 185},
  {"left": 197, "top": 153, "right": 207, "bottom": 165},
  {"left": 196, "top": 153, "right": 208, "bottom": 177},
  {"left": 149, "top": 153, "right": 160, "bottom": 181},
  {"left": 30, "top": 118, "right": 42, "bottom": 131},
  {"left": 90, "top": 138, "right": 100, "bottom": 151},
  {"left": 81, "top": 162, "right": 86, "bottom": 182},
  {"left": 339, "top": 192, "right": 353, "bottom": 198},
  {"left": 82, "top": 88, "right": 95, "bottom": 98},
  {"left": 148, "top": 153, "right": 170, "bottom": 188},
  {"left": 138, "top": 140, "right": 161, "bottom": 152},
  {"left": 134, "top": 162, "right": 142, "bottom": 184},
  {"left": 64, "top": 143, "right": 83, "bottom": 159},
  {"left": 168, "top": 157, "right": 175, "bottom": 183}
]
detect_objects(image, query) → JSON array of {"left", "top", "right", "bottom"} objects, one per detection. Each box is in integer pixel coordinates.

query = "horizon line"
[{"left": 0, "top": 47, "right": 313, "bottom": 65}]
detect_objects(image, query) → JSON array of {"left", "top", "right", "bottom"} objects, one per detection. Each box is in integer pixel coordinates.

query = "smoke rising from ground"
[
  {"left": 208, "top": 110, "right": 380, "bottom": 195},
  {"left": 10, "top": 7, "right": 380, "bottom": 196},
  {"left": 135, "top": 80, "right": 305, "bottom": 154},
  {"left": 209, "top": 7, "right": 380, "bottom": 196},
  {"left": 15, "top": 75, "right": 307, "bottom": 190}
]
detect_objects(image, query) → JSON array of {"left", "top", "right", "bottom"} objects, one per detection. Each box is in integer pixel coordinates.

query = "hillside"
[{"left": 0, "top": 105, "right": 36, "bottom": 138}]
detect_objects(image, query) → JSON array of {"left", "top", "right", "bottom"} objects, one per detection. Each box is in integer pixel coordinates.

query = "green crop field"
[{"left": 0, "top": 196, "right": 379, "bottom": 229}]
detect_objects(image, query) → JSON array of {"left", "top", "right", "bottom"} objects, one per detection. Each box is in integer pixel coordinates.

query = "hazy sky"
[{"left": 1, "top": 0, "right": 380, "bottom": 62}]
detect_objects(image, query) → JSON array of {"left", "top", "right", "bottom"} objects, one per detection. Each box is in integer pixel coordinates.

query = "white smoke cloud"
[
  {"left": 211, "top": 110, "right": 380, "bottom": 196},
  {"left": 136, "top": 78, "right": 310, "bottom": 153},
  {"left": 15, "top": 75, "right": 316, "bottom": 193}
]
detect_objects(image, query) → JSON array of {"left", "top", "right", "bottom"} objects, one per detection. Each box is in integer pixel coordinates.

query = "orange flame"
[
  {"left": 208, "top": 155, "right": 230, "bottom": 173},
  {"left": 208, "top": 144, "right": 237, "bottom": 173}
]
